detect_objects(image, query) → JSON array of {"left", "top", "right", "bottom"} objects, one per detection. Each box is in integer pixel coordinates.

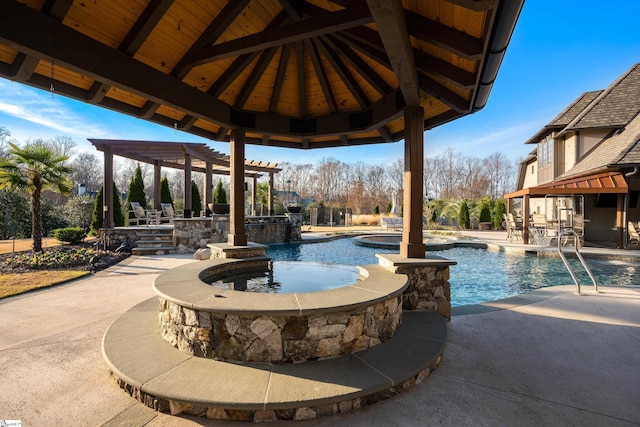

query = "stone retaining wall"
[{"left": 158, "top": 295, "right": 402, "bottom": 363}]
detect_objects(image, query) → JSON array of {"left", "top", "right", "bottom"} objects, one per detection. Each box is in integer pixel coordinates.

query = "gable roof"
[
  {"left": 557, "top": 112, "right": 640, "bottom": 180},
  {"left": 560, "top": 63, "right": 640, "bottom": 134},
  {"left": 525, "top": 90, "right": 602, "bottom": 144}
]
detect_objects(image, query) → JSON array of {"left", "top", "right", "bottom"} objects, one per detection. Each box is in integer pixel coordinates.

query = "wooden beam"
[
  {"left": 234, "top": 47, "right": 279, "bottom": 109},
  {"left": 444, "top": 0, "right": 494, "bottom": 12},
  {"left": 87, "top": 81, "right": 110, "bottom": 103},
  {"left": 270, "top": 44, "right": 291, "bottom": 113},
  {"left": 418, "top": 72, "right": 470, "bottom": 112},
  {"left": 323, "top": 35, "right": 392, "bottom": 95},
  {"left": 415, "top": 52, "right": 476, "bottom": 89},
  {"left": 0, "top": 1, "right": 232, "bottom": 131},
  {"left": 119, "top": 0, "right": 174, "bottom": 56},
  {"left": 306, "top": 39, "right": 337, "bottom": 113},
  {"left": 188, "top": 7, "right": 373, "bottom": 66},
  {"left": 40, "top": 0, "right": 74, "bottom": 20},
  {"left": 405, "top": 10, "right": 484, "bottom": 60},
  {"left": 366, "top": 0, "right": 420, "bottom": 106},
  {"left": 9, "top": 53, "right": 39, "bottom": 81},
  {"left": 316, "top": 37, "right": 369, "bottom": 108},
  {"left": 296, "top": 40, "right": 307, "bottom": 117},
  {"left": 171, "top": 0, "right": 251, "bottom": 80}
]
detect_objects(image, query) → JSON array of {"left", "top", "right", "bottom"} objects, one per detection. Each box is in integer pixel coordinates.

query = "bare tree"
[{"left": 71, "top": 152, "right": 102, "bottom": 193}]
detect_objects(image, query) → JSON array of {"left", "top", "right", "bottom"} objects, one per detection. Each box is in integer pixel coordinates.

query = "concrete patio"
[{"left": 1, "top": 245, "right": 638, "bottom": 426}]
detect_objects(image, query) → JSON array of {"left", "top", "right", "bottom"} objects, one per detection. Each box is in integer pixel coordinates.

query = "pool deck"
[{"left": 1, "top": 232, "right": 639, "bottom": 425}]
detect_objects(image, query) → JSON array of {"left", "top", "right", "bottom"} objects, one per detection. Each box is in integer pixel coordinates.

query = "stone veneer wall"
[
  {"left": 377, "top": 255, "right": 452, "bottom": 320},
  {"left": 158, "top": 295, "right": 402, "bottom": 363}
]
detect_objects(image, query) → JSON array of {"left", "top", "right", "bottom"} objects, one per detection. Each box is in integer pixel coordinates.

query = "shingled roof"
[
  {"left": 560, "top": 63, "right": 640, "bottom": 134},
  {"left": 525, "top": 90, "right": 602, "bottom": 144},
  {"left": 557, "top": 112, "right": 640, "bottom": 180}
]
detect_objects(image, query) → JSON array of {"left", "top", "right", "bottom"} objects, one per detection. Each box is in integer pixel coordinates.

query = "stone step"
[
  {"left": 102, "top": 298, "right": 446, "bottom": 422},
  {"left": 131, "top": 246, "right": 176, "bottom": 255},
  {"left": 135, "top": 239, "right": 174, "bottom": 247}
]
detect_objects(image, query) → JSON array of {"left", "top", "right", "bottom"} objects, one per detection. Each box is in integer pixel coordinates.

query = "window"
[{"left": 538, "top": 135, "right": 554, "bottom": 168}]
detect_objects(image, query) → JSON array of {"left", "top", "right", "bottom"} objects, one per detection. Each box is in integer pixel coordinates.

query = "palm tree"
[
  {"left": 0, "top": 141, "right": 72, "bottom": 252},
  {"left": 256, "top": 182, "right": 270, "bottom": 215}
]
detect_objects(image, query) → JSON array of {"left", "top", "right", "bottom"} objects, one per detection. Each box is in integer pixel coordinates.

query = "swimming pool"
[{"left": 266, "top": 238, "right": 639, "bottom": 306}]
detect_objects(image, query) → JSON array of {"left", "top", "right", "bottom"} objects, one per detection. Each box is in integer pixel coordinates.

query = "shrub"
[
  {"left": 213, "top": 180, "right": 227, "bottom": 204},
  {"left": 373, "top": 205, "right": 380, "bottom": 215},
  {"left": 493, "top": 198, "right": 507, "bottom": 229},
  {"left": 458, "top": 200, "right": 470, "bottom": 229},
  {"left": 53, "top": 227, "right": 85, "bottom": 244},
  {"left": 479, "top": 205, "right": 492, "bottom": 223},
  {"left": 191, "top": 180, "right": 202, "bottom": 216}
]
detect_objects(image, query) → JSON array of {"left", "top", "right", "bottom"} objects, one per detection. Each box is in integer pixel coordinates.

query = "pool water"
[
  {"left": 266, "top": 239, "right": 639, "bottom": 306},
  {"left": 208, "top": 261, "right": 360, "bottom": 294}
]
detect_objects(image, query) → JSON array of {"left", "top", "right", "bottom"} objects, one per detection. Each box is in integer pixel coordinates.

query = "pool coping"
[{"left": 153, "top": 257, "right": 409, "bottom": 316}]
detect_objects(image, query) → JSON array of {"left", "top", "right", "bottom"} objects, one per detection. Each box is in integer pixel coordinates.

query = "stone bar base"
[
  {"left": 207, "top": 242, "right": 268, "bottom": 259},
  {"left": 376, "top": 254, "right": 455, "bottom": 320}
]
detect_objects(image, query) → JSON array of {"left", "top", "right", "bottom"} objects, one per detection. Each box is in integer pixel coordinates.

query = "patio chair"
[
  {"left": 128, "top": 202, "right": 147, "bottom": 226},
  {"left": 506, "top": 213, "right": 522, "bottom": 241},
  {"left": 629, "top": 222, "right": 640, "bottom": 245},
  {"left": 529, "top": 213, "right": 550, "bottom": 245},
  {"left": 160, "top": 203, "right": 175, "bottom": 224}
]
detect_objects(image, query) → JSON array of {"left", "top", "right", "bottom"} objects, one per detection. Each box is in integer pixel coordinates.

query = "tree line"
[{"left": 1, "top": 125, "right": 521, "bottom": 246}]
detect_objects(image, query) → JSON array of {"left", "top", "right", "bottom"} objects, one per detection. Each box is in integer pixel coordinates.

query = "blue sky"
[{"left": 0, "top": 0, "right": 639, "bottom": 165}]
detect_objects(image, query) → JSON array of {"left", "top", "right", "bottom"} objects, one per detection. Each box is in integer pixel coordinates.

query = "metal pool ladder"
[{"left": 557, "top": 229, "right": 599, "bottom": 295}]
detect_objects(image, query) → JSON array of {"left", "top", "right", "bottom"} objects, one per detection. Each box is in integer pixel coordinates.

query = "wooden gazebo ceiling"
[
  {"left": 0, "top": 0, "right": 523, "bottom": 149},
  {"left": 89, "top": 139, "right": 281, "bottom": 177}
]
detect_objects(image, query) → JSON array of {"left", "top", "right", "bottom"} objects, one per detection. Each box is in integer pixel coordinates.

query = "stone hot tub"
[{"left": 153, "top": 256, "right": 408, "bottom": 363}]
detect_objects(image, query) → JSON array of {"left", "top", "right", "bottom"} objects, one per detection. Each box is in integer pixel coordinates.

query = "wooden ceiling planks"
[{"left": 0, "top": 0, "right": 523, "bottom": 149}]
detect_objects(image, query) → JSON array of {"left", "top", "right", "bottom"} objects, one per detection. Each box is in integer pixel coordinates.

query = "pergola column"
[
  {"left": 205, "top": 162, "right": 213, "bottom": 216},
  {"left": 183, "top": 153, "right": 192, "bottom": 218},
  {"left": 103, "top": 145, "right": 114, "bottom": 228},
  {"left": 616, "top": 194, "right": 624, "bottom": 248},
  {"left": 153, "top": 160, "right": 161, "bottom": 210},
  {"left": 268, "top": 172, "right": 274, "bottom": 215},
  {"left": 251, "top": 176, "right": 257, "bottom": 216},
  {"left": 522, "top": 195, "right": 530, "bottom": 244},
  {"left": 400, "top": 105, "right": 426, "bottom": 258},
  {"left": 229, "top": 129, "right": 248, "bottom": 246}
]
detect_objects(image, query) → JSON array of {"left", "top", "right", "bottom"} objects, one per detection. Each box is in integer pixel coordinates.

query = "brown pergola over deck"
[
  {"left": 505, "top": 172, "right": 629, "bottom": 246},
  {"left": 89, "top": 139, "right": 281, "bottom": 221},
  {"left": 0, "top": 0, "right": 523, "bottom": 256}
]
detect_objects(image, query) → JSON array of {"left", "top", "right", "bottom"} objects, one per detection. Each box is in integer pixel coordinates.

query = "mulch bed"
[{"left": 0, "top": 242, "right": 130, "bottom": 274}]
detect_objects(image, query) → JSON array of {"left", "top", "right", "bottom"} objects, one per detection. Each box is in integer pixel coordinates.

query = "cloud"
[{"left": 0, "top": 80, "right": 109, "bottom": 139}]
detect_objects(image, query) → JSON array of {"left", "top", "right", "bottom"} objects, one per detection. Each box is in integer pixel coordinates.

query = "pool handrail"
[{"left": 557, "top": 229, "right": 599, "bottom": 295}]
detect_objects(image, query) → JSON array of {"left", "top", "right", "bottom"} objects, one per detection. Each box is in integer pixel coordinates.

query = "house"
[{"left": 506, "top": 63, "right": 640, "bottom": 248}]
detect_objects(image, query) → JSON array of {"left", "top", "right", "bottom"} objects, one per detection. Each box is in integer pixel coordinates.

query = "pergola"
[
  {"left": 0, "top": 0, "right": 523, "bottom": 257},
  {"left": 89, "top": 139, "right": 281, "bottom": 219}
]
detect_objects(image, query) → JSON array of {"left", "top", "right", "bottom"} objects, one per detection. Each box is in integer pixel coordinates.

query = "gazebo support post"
[
  {"left": 205, "top": 162, "right": 213, "bottom": 216},
  {"left": 183, "top": 153, "right": 192, "bottom": 218},
  {"left": 153, "top": 161, "right": 161, "bottom": 211},
  {"left": 400, "top": 105, "right": 426, "bottom": 258},
  {"left": 229, "top": 129, "right": 248, "bottom": 246},
  {"left": 103, "top": 145, "right": 114, "bottom": 229}
]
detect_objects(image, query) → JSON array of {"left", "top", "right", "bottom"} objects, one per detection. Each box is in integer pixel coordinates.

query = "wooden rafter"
[
  {"left": 270, "top": 44, "right": 291, "bottom": 113},
  {"left": 306, "top": 39, "right": 337, "bottom": 113},
  {"left": 188, "top": 7, "right": 373, "bottom": 66},
  {"left": 366, "top": 0, "right": 419, "bottom": 106},
  {"left": 316, "top": 37, "right": 368, "bottom": 108},
  {"left": 235, "top": 47, "right": 279, "bottom": 109}
]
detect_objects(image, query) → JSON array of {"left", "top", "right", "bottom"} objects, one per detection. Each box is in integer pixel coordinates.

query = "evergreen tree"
[
  {"left": 458, "top": 199, "right": 470, "bottom": 229},
  {"left": 90, "top": 185, "right": 104, "bottom": 233},
  {"left": 213, "top": 180, "right": 227, "bottom": 204},
  {"left": 91, "top": 182, "right": 125, "bottom": 234},
  {"left": 479, "top": 205, "right": 492, "bottom": 223},
  {"left": 160, "top": 176, "right": 173, "bottom": 206},
  {"left": 125, "top": 163, "right": 147, "bottom": 212},
  {"left": 373, "top": 205, "right": 380, "bottom": 215},
  {"left": 386, "top": 202, "right": 392, "bottom": 215},
  {"left": 494, "top": 198, "right": 507, "bottom": 229},
  {"left": 191, "top": 180, "right": 202, "bottom": 216},
  {"left": 113, "top": 182, "right": 125, "bottom": 226}
]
